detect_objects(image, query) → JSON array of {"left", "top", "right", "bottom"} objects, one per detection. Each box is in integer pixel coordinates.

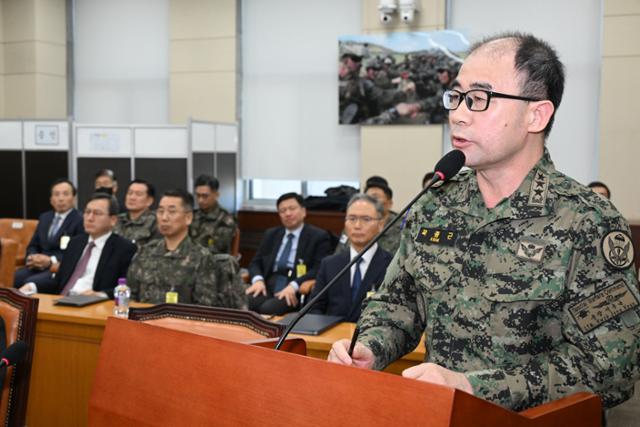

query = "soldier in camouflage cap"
[
  {"left": 189, "top": 174, "right": 237, "bottom": 255},
  {"left": 330, "top": 32, "right": 640, "bottom": 412},
  {"left": 114, "top": 179, "right": 161, "bottom": 248},
  {"left": 127, "top": 189, "right": 244, "bottom": 308}
]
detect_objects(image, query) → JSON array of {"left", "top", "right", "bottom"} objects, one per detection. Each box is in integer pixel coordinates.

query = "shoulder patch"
[
  {"left": 601, "top": 231, "right": 634, "bottom": 270},
  {"left": 569, "top": 280, "right": 640, "bottom": 333}
]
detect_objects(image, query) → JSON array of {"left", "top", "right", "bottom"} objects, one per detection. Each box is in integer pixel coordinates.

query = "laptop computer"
[{"left": 277, "top": 313, "right": 343, "bottom": 336}]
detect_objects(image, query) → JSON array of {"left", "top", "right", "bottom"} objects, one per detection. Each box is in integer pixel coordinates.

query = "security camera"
[
  {"left": 398, "top": 0, "right": 418, "bottom": 23},
  {"left": 378, "top": 0, "right": 397, "bottom": 24}
]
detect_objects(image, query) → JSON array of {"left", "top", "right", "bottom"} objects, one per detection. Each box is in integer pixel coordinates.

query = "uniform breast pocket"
[
  {"left": 482, "top": 252, "right": 566, "bottom": 353},
  {"left": 406, "top": 242, "right": 460, "bottom": 293}
]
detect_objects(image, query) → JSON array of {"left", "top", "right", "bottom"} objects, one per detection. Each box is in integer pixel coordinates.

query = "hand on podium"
[
  {"left": 403, "top": 363, "right": 474, "bottom": 394},
  {"left": 328, "top": 339, "right": 375, "bottom": 369}
]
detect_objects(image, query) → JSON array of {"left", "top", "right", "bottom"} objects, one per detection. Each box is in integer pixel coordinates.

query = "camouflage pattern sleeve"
[
  {"left": 212, "top": 216, "right": 236, "bottom": 254},
  {"left": 466, "top": 210, "right": 640, "bottom": 410},
  {"left": 126, "top": 247, "right": 145, "bottom": 301},
  {"left": 192, "top": 252, "right": 219, "bottom": 307},
  {"left": 357, "top": 225, "right": 427, "bottom": 371},
  {"left": 210, "top": 254, "right": 246, "bottom": 309}
]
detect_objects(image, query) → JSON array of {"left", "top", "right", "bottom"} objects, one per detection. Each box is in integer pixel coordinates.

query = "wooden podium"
[{"left": 89, "top": 318, "right": 601, "bottom": 426}]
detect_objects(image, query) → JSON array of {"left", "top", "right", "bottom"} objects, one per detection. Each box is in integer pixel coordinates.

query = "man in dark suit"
[
  {"left": 14, "top": 179, "right": 85, "bottom": 289},
  {"left": 19, "top": 193, "right": 136, "bottom": 298},
  {"left": 246, "top": 192, "right": 331, "bottom": 315},
  {"left": 310, "top": 194, "right": 392, "bottom": 322}
]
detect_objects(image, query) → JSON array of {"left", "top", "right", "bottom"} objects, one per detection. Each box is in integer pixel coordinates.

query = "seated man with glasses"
[
  {"left": 309, "top": 194, "right": 392, "bottom": 322},
  {"left": 246, "top": 192, "right": 331, "bottom": 315},
  {"left": 127, "top": 189, "right": 245, "bottom": 308},
  {"left": 19, "top": 193, "right": 137, "bottom": 297},
  {"left": 330, "top": 32, "right": 640, "bottom": 414}
]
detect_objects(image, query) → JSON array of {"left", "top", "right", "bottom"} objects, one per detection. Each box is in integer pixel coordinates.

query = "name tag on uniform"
[
  {"left": 569, "top": 280, "right": 640, "bottom": 333},
  {"left": 208, "top": 238, "right": 215, "bottom": 247},
  {"left": 415, "top": 227, "right": 457, "bottom": 246},
  {"left": 60, "top": 235, "right": 70, "bottom": 250},
  {"left": 296, "top": 263, "right": 307, "bottom": 277},
  {"left": 165, "top": 291, "right": 178, "bottom": 304}
]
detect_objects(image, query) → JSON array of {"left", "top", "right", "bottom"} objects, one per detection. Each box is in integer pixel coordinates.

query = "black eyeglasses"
[{"left": 442, "top": 89, "right": 541, "bottom": 112}]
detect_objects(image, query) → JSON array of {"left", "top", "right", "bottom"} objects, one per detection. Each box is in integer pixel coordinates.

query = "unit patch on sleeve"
[
  {"left": 415, "top": 227, "right": 457, "bottom": 247},
  {"left": 569, "top": 280, "right": 640, "bottom": 334},
  {"left": 601, "top": 231, "right": 634, "bottom": 270}
]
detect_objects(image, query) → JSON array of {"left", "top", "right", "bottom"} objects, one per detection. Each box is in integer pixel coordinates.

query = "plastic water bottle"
[{"left": 113, "top": 277, "right": 131, "bottom": 318}]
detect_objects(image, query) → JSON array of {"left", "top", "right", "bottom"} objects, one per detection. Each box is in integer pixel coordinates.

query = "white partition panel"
[
  {"left": 134, "top": 127, "right": 188, "bottom": 158},
  {"left": 216, "top": 124, "right": 238, "bottom": 153},
  {"left": 23, "top": 121, "right": 69, "bottom": 151},
  {"left": 192, "top": 122, "right": 216, "bottom": 153},
  {"left": 0, "top": 122, "right": 22, "bottom": 149},
  {"left": 76, "top": 127, "right": 133, "bottom": 157}
]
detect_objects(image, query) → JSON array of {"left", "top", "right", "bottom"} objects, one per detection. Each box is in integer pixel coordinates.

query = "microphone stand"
[{"left": 274, "top": 175, "right": 443, "bottom": 350}]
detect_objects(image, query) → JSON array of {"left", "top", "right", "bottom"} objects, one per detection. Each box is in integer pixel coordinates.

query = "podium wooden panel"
[{"left": 90, "top": 318, "right": 601, "bottom": 427}]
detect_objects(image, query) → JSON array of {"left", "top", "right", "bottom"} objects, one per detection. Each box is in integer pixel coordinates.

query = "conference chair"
[
  {"left": 0, "top": 288, "right": 38, "bottom": 427},
  {"left": 0, "top": 240, "right": 18, "bottom": 288},
  {"left": 0, "top": 219, "right": 38, "bottom": 268}
]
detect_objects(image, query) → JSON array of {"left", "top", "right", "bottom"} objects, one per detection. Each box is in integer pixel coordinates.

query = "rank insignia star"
[{"left": 528, "top": 171, "right": 549, "bottom": 207}]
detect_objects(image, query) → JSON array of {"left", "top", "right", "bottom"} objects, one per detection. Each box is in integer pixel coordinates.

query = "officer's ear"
[
  {"left": 527, "top": 100, "right": 554, "bottom": 134},
  {"left": 185, "top": 210, "right": 193, "bottom": 226}
]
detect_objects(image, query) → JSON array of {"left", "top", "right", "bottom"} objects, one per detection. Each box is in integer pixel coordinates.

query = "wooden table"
[
  {"left": 26, "top": 294, "right": 149, "bottom": 427},
  {"left": 25, "top": 295, "right": 425, "bottom": 426}
]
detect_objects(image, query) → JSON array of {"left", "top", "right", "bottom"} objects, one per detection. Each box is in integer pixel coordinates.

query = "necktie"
[
  {"left": 351, "top": 258, "right": 364, "bottom": 303},
  {"left": 48, "top": 215, "right": 62, "bottom": 240},
  {"left": 61, "top": 242, "right": 96, "bottom": 295},
  {"left": 276, "top": 233, "right": 294, "bottom": 272}
]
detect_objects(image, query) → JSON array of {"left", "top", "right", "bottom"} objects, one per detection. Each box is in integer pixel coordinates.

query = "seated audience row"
[{"left": 10, "top": 173, "right": 407, "bottom": 321}]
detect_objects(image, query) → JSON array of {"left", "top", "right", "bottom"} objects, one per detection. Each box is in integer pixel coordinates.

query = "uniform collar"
[{"left": 452, "top": 148, "right": 556, "bottom": 220}]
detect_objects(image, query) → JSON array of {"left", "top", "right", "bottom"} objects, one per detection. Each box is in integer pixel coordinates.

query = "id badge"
[
  {"left": 60, "top": 235, "right": 70, "bottom": 250},
  {"left": 165, "top": 291, "right": 179, "bottom": 304},
  {"left": 296, "top": 263, "right": 307, "bottom": 277}
]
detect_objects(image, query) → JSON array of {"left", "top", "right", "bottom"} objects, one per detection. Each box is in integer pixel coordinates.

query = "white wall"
[
  {"left": 74, "top": 0, "right": 169, "bottom": 124},
  {"left": 241, "top": 0, "right": 361, "bottom": 181}
]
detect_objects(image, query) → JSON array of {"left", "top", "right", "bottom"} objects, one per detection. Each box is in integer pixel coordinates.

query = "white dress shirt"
[
  {"left": 349, "top": 243, "right": 378, "bottom": 287},
  {"left": 68, "top": 232, "right": 112, "bottom": 295}
]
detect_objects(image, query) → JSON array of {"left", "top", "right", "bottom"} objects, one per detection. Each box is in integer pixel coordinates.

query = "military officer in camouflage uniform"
[
  {"left": 127, "top": 189, "right": 244, "bottom": 308},
  {"left": 189, "top": 175, "right": 236, "bottom": 255},
  {"left": 330, "top": 32, "right": 640, "bottom": 412},
  {"left": 114, "top": 179, "right": 160, "bottom": 248},
  {"left": 335, "top": 177, "right": 401, "bottom": 256}
]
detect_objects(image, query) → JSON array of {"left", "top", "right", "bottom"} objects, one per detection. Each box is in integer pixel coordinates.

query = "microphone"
[
  {"left": 274, "top": 150, "right": 466, "bottom": 350},
  {"left": 0, "top": 341, "right": 28, "bottom": 368}
]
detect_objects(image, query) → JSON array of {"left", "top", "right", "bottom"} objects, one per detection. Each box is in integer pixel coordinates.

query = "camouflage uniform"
[
  {"left": 358, "top": 150, "right": 640, "bottom": 410},
  {"left": 127, "top": 236, "right": 244, "bottom": 308},
  {"left": 114, "top": 210, "right": 160, "bottom": 248},
  {"left": 335, "top": 211, "right": 402, "bottom": 256},
  {"left": 189, "top": 205, "right": 236, "bottom": 255}
]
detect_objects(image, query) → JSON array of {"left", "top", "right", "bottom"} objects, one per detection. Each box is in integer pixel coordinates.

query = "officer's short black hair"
[
  {"left": 469, "top": 32, "right": 565, "bottom": 138},
  {"left": 161, "top": 189, "right": 194, "bottom": 212},
  {"left": 86, "top": 192, "right": 119, "bottom": 216},
  {"left": 276, "top": 192, "right": 304, "bottom": 209},
  {"left": 194, "top": 174, "right": 220, "bottom": 191},
  {"left": 50, "top": 178, "right": 77, "bottom": 196},
  {"left": 588, "top": 181, "right": 611, "bottom": 199},
  {"left": 95, "top": 168, "right": 117, "bottom": 182},
  {"left": 128, "top": 179, "right": 156, "bottom": 200}
]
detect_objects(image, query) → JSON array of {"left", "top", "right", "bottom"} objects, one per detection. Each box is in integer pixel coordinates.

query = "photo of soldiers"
[{"left": 338, "top": 31, "right": 467, "bottom": 125}]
